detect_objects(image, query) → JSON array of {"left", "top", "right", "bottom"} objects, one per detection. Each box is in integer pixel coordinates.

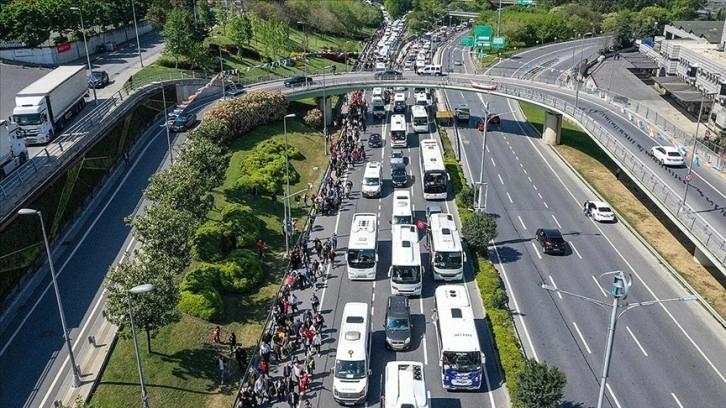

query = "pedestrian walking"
[
  {"left": 286, "top": 390, "right": 299, "bottom": 408},
  {"left": 254, "top": 375, "right": 267, "bottom": 404},
  {"left": 310, "top": 293, "right": 320, "bottom": 312},
  {"left": 275, "top": 378, "right": 286, "bottom": 403},
  {"left": 328, "top": 249, "right": 336, "bottom": 266},
  {"left": 213, "top": 325, "right": 222, "bottom": 343},
  {"left": 234, "top": 346, "right": 247, "bottom": 370},
  {"left": 260, "top": 341, "right": 272, "bottom": 363},
  {"left": 256, "top": 239, "right": 265, "bottom": 259},
  {"left": 218, "top": 355, "right": 227, "bottom": 385},
  {"left": 290, "top": 293, "right": 299, "bottom": 314},
  {"left": 330, "top": 233, "right": 338, "bottom": 250},
  {"left": 228, "top": 332, "right": 237, "bottom": 354},
  {"left": 583, "top": 201, "right": 589, "bottom": 215},
  {"left": 271, "top": 191, "right": 277, "bottom": 208},
  {"left": 615, "top": 168, "right": 621, "bottom": 180},
  {"left": 128, "top": 74, "right": 134, "bottom": 90}
]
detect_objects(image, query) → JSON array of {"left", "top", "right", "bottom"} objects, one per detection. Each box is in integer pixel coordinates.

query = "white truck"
[
  {"left": 372, "top": 96, "right": 387, "bottom": 119},
  {"left": 382, "top": 361, "right": 428, "bottom": 408},
  {"left": 455, "top": 103, "right": 470, "bottom": 122},
  {"left": 0, "top": 120, "right": 29, "bottom": 179},
  {"left": 12, "top": 65, "right": 88, "bottom": 145}
]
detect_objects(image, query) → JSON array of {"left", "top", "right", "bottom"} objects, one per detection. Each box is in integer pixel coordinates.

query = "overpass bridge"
[{"left": 2, "top": 70, "right": 724, "bottom": 278}]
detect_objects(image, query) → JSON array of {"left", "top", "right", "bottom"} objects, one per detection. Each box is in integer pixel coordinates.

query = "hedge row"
[
  {"left": 439, "top": 126, "right": 526, "bottom": 406},
  {"left": 177, "top": 91, "right": 291, "bottom": 321},
  {"left": 235, "top": 139, "right": 301, "bottom": 195}
]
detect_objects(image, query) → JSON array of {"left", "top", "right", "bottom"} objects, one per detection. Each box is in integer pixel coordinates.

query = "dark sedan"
[
  {"left": 535, "top": 228, "right": 567, "bottom": 255},
  {"left": 88, "top": 70, "right": 109, "bottom": 88},
  {"left": 391, "top": 164, "right": 408, "bottom": 187},
  {"left": 169, "top": 112, "right": 197, "bottom": 132},
  {"left": 374, "top": 69, "right": 403, "bottom": 80},
  {"left": 284, "top": 75, "right": 313, "bottom": 87},
  {"left": 368, "top": 133, "right": 382, "bottom": 148}
]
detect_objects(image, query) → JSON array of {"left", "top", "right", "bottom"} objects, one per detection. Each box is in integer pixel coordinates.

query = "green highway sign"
[
  {"left": 492, "top": 36, "right": 506, "bottom": 49},
  {"left": 460, "top": 36, "right": 474, "bottom": 48},
  {"left": 474, "top": 25, "right": 493, "bottom": 50},
  {"left": 517, "top": 0, "right": 536, "bottom": 4}
]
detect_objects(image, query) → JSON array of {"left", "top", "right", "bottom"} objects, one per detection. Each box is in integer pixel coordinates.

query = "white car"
[
  {"left": 587, "top": 201, "right": 616, "bottom": 222},
  {"left": 651, "top": 145, "right": 684, "bottom": 167},
  {"left": 390, "top": 150, "right": 405, "bottom": 166}
]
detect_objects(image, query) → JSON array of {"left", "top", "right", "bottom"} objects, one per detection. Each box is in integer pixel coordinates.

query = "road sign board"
[
  {"left": 492, "top": 36, "right": 506, "bottom": 49},
  {"left": 517, "top": 0, "right": 536, "bottom": 4},
  {"left": 460, "top": 36, "right": 474, "bottom": 48},
  {"left": 473, "top": 25, "right": 493, "bottom": 41},
  {"left": 685, "top": 172, "right": 693, "bottom": 182}
]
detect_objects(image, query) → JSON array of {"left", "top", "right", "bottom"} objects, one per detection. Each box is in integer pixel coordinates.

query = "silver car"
[{"left": 390, "top": 150, "right": 405, "bottom": 166}]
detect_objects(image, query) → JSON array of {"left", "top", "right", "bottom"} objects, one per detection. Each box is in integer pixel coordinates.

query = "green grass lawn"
[{"left": 91, "top": 119, "right": 328, "bottom": 408}]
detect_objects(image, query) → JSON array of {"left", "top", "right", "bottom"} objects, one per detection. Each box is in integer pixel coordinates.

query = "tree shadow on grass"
[{"left": 163, "top": 342, "right": 221, "bottom": 385}]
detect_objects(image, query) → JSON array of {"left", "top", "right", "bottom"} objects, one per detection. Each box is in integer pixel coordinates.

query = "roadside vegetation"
[{"left": 519, "top": 102, "right": 726, "bottom": 319}]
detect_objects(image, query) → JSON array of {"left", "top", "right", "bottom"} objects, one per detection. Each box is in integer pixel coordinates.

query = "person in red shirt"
[{"left": 256, "top": 239, "right": 265, "bottom": 259}]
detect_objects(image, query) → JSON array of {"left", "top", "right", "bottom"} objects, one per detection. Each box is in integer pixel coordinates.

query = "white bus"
[
  {"left": 429, "top": 213, "right": 465, "bottom": 281},
  {"left": 390, "top": 224, "right": 423, "bottom": 296},
  {"left": 411, "top": 105, "right": 429, "bottom": 133},
  {"left": 347, "top": 213, "right": 378, "bottom": 280},
  {"left": 419, "top": 139, "right": 448, "bottom": 200},
  {"left": 390, "top": 114, "right": 407, "bottom": 147},
  {"left": 382, "top": 361, "right": 428, "bottom": 408},
  {"left": 333, "top": 302, "right": 371, "bottom": 405},
  {"left": 392, "top": 190, "right": 413, "bottom": 225},
  {"left": 433, "top": 285, "right": 484, "bottom": 390}
]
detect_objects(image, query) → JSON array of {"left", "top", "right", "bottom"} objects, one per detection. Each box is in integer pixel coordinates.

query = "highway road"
[{"left": 436, "top": 42, "right": 726, "bottom": 407}]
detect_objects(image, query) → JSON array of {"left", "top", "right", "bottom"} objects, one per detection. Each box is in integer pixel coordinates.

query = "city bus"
[
  {"left": 433, "top": 285, "right": 484, "bottom": 390},
  {"left": 429, "top": 213, "right": 465, "bottom": 281},
  {"left": 347, "top": 213, "right": 378, "bottom": 280},
  {"left": 419, "top": 139, "right": 448, "bottom": 200},
  {"left": 389, "top": 224, "right": 423, "bottom": 296},
  {"left": 382, "top": 361, "right": 428, "bottom": 408},
  {"left": 390, "top": 114, "right": 407, "bottom": 147},
  {"left": 333, "top": 302, "right": 371, "bottom": 405},
  {"left": 411, "top": 105, "right": 429, "bottom": 133},
  {"left": 392, "top": 190, "right": 413, "bottom": 225}
]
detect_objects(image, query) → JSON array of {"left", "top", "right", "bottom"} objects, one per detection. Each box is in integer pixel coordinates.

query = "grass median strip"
[{"left": 519, "top": 102, "right": 726, "bottom": 318}]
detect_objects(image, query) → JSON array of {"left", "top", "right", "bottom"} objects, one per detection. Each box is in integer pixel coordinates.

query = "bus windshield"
[
  {"left": 424, "top": 172, "right": 447, "bottom": 193},
  {"left": 393, "top": 215, "right": 413, "bottom": 225},
  {"left": 442, "top": 351, "right": 481, "bottom": 372},
  {"left": 391, "top": 130, "right": 406, "bottom": 141},
  {"left": 434, "top": 251, "right": 462, "bottom": 269},
  {"left": 335, "top": 360, "right": 367, "bottom": 379},
  {"left": 391, "top": 266, "right": 420, "bottom": 284},
  {"left": 348, "top": 249, "right": 376, "bottom": 268}
]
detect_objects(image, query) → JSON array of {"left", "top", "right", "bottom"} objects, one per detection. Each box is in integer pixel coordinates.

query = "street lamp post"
[
  {"left": 70, "top": 6, "right": 96, "bottom": 104},
  {"left": 131, "top": 0, "right": 144, "bottom": 67},
  {"left": 283, "top": 113, "right": 296, "bottom": 256},
  {"left": 18, "top": 208, "right": 82, "bottom": 388},
  {"left": 477, "top": 103, "right": 492, "bottom": 212},
  {"left": 323, "top": 65, "right": 333, "bottom": 154},
  {"left": 127, "top": 283, "right": 155, "bottom": 408},
  {"left": 542, "top": 271, "right": 696, "bottom": 408},
  {"left": 497, "top": 0, "right": 503, "bottom": 37},
  {"left": 160, "top": 86, "right": 174, "bottom": 164},
  {"left": 681, "top": 90, "right": 713, "bottom": 210}
]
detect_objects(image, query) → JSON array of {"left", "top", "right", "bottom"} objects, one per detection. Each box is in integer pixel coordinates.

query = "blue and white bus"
[
  {"left": 433, "top": 285, "right": 484, "bottom": 390},
  {"left": 419, "top": 139, "right": 448, "bottom": 200}
]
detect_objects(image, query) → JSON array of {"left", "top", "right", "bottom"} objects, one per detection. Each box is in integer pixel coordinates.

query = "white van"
[
  {"left": 392, "top": 190, "right": 413, "bottom": 225},
  {"left": 383, "top": 361, "right": 428, "bottom": 408},
  {"left": 414, "top": 93, "right": 429, "bottom": 107},
  {"left": 375, "top": 61, "right": 387, "bottom": 71},
  {"left": 372, "top": 87, "right": 384, "bottom": 99},
  {"left": 372, "top": 96, "right": 387, "bottom": 119},
  {"left": 417, "top": 64, "right": 442, "bottom": 76},
  {"left": 393, "top": 93, "right": 407, "bottom": 113},
  {"left": 362, "top": 161, "right": 383, "bottom": 198},
  {"left": 333, "top": 303, "right": 371, "bottom": 405}
]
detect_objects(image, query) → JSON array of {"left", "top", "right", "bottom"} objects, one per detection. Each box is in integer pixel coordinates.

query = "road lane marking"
[
  {"left": 607, "top": 383, "right": 622, "bottom": 408},
  {"left": 498, "top": 174, "right": 504, "bottom": 184},
  {"left": 531, "top": 242, "right": 542, "bottom": 259},
  {"left": 572, "top": 322, "right": 592, "bottom": 354},
  {"left": 518, "top": 216, "right": 527, "bottom": 230},
  {"left": 548, "top": 276, "right": 562, "bottom": 299},
  {"left": 490, "top": 157, "right": 496, "bottom": 167},
  {"left": 551, "top": 214, "right": 562, "bottom": 229},
  {"left": 672, "top": 393, "right": 684, "bottom": 408},
  {"left": 543, "top": 201, "right": 549, "bottom": 209},
  {"left": 532, "top": 184, "right": 538, "bottom": 191},
  {"left": 626, "top": 326, "right": 648, "bottom": 357},
  {"left": 506, "top": 192, "right": 513, "bottom": 203},
  {"left": 492, "top": 241, "right": 540, "bottom": 361},
  {"left": 569, "top": 241, "right": 582, "bottom": 259},
  {"left": 593, "top": 275, "right": 608, "bottom": 297},
  {"left": 538, "top": 193, "right": 542, "bottom": 199}
]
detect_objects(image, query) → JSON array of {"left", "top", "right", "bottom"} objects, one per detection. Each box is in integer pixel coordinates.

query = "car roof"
[
  {"left": 541, "top": 228, "right": 562, "bottom": 237},
  {"left": 392, "top": 149, "right": 403, "bottom": 154},
  {"left": 387, "top": 295, "right": 409, "bottom": 314},
  {"left": 590, "top": 200, "right": 610, "bottom": 208},
  {"left": 659, "top": 146, "right": 680, "bottom": 152}
]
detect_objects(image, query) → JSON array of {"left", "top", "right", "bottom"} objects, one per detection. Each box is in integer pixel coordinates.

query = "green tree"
[
  {"left": 0, "top": 1, "right": 51, "bottom": 48},
  {"left": 196, "top": 0, "right": 216, "bottom": 30},
  {"left": 104, "top": 251, "right": 180, "bottom": 353},
  {"left": 229, "top": 13, "right": 253, "bottom": 48},
  {"left": 461, "top": 212, "right": 497, "bottom": 256},
  {"left": 384, "top": 0, "right": 414, "bottom": 19},
  {"left": 162, "top": 8, "right": 197, "bottom": 67},
  {"left": 612, "top": 15, "right": 634, "bottom": 49},
  {"left": 515, "top": 359, "right": 567, "bottom": 408},
  {"left": 408, "top": 0, "right": 447, "bottom": 35}
]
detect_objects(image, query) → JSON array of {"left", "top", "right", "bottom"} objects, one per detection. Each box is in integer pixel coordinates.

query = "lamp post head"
[
  {"left": 18, "top": 208, "right": 39, "bottom": 216},
  {"left": 285, "top": 113, "right": 296, "bottom": 119},
  {"left": 129, "top": 283, "right": 155, "bottom": 294},
  {"left": 70, "top": 6, "right": 79, "bottom": 11}
]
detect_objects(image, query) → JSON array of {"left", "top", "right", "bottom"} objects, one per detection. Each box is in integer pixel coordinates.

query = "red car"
[{"left": 476, "top": 121, "right": 489, "bottom": 132}]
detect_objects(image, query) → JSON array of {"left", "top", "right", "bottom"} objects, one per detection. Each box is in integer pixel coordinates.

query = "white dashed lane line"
[
  {"left": 551, "top": 214, "right": 562, "bottom": 229},
  {"left": 569, "top": 241, "right": 582, "bottom": 259},
  {"left": 592, "top": 275, "right": 608, "bottom": 297},
  {"left": 572, "top": 321, "right": 592, "bottom": 354},
  {"left": 626, "top": 326, "right": 648, "bottom": 357},
  {"left": 506, "top": 192, "right": 513, "bottom": 203},
  {"left": 518, "top": 216, "right": 527, "bottom": 230}
]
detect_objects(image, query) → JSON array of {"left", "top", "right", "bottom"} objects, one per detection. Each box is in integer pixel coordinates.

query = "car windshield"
[
  {"left": 13, "top": 114, "right": 43, "bottom": 126},
  {"left": 443, "top": 351, "right": 481, "bottom": 372},
  {"left": 347, "top": 249, "right": 375, "bottom": 268},
  {"left": 392, "top": 152, "right": 403, "bottom": 158},
  {"left": 391, "top": 265, "right": 420, "bottom": 284},
  {"left": 392, "top": 131, "right": 406, "bottom": 141},
  {"left": 90, "top": 72, "right": 104, "bottom": 80},
  {"left": 392, "top": 169, "right": 406, "bottom": 178},
  {"left": 363, "top": 177, "right": 379, "bottom": 186},
  {"left": 434, "top": 251, "right": 462, "bottom": 269},
  {"left": 370, "top": 135, "right": 381, "bottom": 142},
  {"left": 386, "top": 317, "right": 410, "bottom": 331},
  {"left": 335, "top": 360, "right": 366, "bottom": 379}
]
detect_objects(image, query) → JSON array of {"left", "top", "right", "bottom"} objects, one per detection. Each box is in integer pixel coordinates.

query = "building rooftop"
[{"left": 670, "top": 20, "right": 724, "bottom": 43}]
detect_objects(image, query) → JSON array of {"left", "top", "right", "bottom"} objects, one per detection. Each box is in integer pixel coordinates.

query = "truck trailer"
[
  {"left": 12, "top": 65, "right": 88, "bottom": 145},
  {"left": 0, "top": 120, "right": 29, "bottom": 179}
]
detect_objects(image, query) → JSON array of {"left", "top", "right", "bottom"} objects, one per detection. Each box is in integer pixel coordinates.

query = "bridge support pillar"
[
  {"left": 542, "top": 110, "right": 562, "bottom": 145},
  {"left": 318, "top": 96, "right": 332, "bottom": 126},
  {"left": 692, "top": 246, "right": 716, "bottom": 268}
]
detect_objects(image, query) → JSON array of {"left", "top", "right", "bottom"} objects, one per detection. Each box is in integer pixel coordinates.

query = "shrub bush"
[
  {"left": 221, "top": 204, "right": 262, "bottom": 248},
  {"left": 204, "top": 91, "right": 288, "bottom": 140},
  {"left": 304, "top": 108, "right": 323, "bottom": 128},
  {"left": 235, "top": 139, "right": 301, "bottom": 194},
  {"left": 178, "top": 289, "right": 223, "bottom": 321},
  {"left": 221, "top": 249, "right": 264, "bottom": 292},
  {"left": 188, "top": 118, "right": 231, "bottom": 146},
  {"left": 190, "top": 221, "right": 234, "bottom": 263}
]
